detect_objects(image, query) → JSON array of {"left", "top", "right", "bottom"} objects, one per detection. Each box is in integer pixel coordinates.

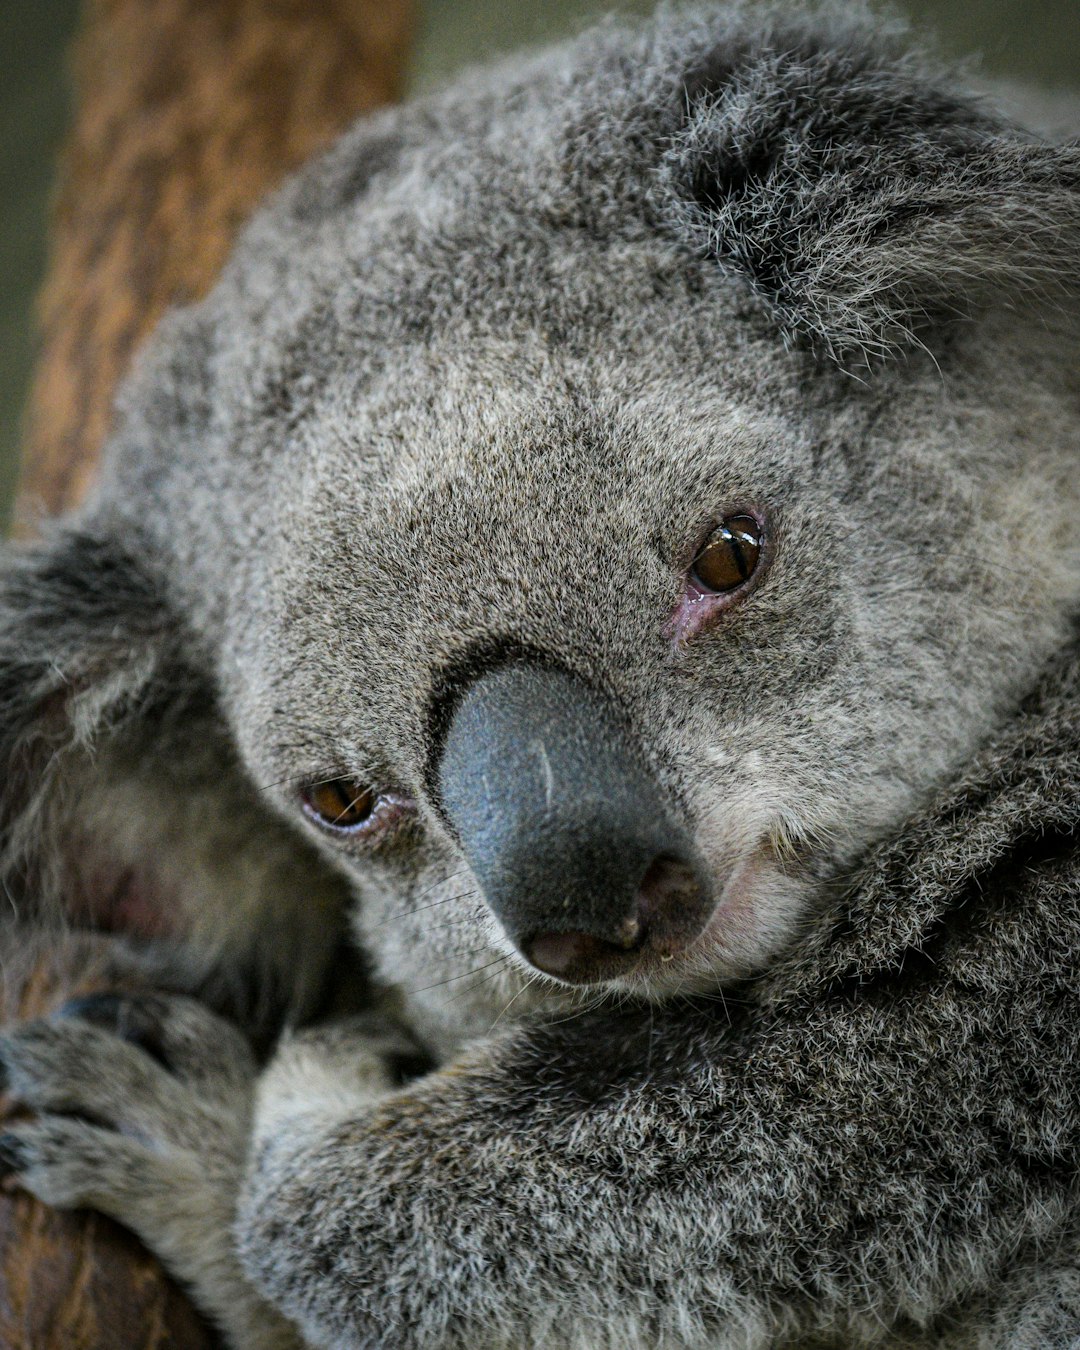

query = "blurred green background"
[{"left": 2, "top": 0, "right": 1078, "bottom": 530}]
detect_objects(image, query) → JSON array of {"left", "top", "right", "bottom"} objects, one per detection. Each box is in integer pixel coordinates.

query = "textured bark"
[
  {"left": 2, "top": 1, "right": 414, "bottom": 1345},
  {"left": 18, "top": 0, "right": 415, "bottom": 524}
]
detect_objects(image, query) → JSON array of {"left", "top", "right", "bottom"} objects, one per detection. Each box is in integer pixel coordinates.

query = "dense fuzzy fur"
[
  {"left": 229, "top": 652, "right": 1080, "bottom": 1345},
  {"left": 1, "top": 3, "right": 1080, "bottom": 1346},
  {"left": 3, "top": 650, "right": 1080, "bottom": 1347}
]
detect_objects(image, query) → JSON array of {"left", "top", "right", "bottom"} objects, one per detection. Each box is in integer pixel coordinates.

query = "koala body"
[{"left": 1, "top": 4, "right": 1080, "bottom": 1347}]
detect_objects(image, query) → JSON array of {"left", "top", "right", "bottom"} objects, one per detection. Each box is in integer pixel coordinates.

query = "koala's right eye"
[
  {"left": 670, "top": 509, "right": 771, "bottom": 643},
  {"left": 301, "top": 779, "right": 376, "bottom": 831}
]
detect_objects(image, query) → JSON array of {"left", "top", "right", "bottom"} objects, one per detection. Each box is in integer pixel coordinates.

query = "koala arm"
[
  {"left": 238, "top": 957, "right": 1073, "bottom": 1350},
  {"left": 1, "top": 934, "right": 1072, "bottom": 1350}
]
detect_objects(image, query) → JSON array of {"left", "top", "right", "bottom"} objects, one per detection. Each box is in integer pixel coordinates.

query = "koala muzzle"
[{"left": 436, "top": 664, "right": 712, "bottom": 984}]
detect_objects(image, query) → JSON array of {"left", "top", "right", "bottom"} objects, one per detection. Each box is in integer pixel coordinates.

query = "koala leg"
[{"left": 0, "top": 993, "right": 303, "bottom": 1350}]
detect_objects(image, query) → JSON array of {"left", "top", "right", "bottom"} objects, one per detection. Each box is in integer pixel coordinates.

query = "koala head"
[{"left": 4, "top": 5, "right": 1079, "bottom": 1051}]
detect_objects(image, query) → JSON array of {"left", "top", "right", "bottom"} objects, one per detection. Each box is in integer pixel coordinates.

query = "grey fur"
[{"left": 1, "top": 3, "right": 1079, "bottom": 1346}]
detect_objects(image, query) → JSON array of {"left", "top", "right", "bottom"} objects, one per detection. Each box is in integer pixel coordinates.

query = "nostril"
[
  {"left": 637, "top": 855, "right": 704, "bottom": 928},
  {"left": 524, "top": 928, "right": 645, "bottom": 981},
  {"left": 522, "top": 857, "right": 707, "bottom": 982}
]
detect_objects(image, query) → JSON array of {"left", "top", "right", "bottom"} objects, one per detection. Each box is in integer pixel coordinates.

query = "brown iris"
[
  {"left": 690, "top": 515, "right": 763, "bottom": 593},
  {"left": 302, "top": 779, "right": 377, "bottom": 831}
]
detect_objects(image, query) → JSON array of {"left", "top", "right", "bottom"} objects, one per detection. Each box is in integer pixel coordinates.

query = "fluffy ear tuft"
[
  {"left": 0, "top": 526, "right": 169, "bottom": 883},
  {"left": 0, "top": 526, "right": 355, "bottom": 1032},
  {"left": 660, "top": 18, "right": 1080, "bottom": 363}
]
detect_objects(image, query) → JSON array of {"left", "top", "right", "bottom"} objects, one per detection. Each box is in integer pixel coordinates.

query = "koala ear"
[
  {"left": 0, "top": 524, "right": 175, "bottom": 917},
  {"left": 660, "top": 23, "right": 1080, "bottom": 363},
  {"left": 0, "top": 524, "right": 352, "bottom": 1028},
  {"left": 0, "top": 524, "right": 167, "bottom": 771},
  {"left": 260, "top": 106, "right": 405, "bottom": 227}
]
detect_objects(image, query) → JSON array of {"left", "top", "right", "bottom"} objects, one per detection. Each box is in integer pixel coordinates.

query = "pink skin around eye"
[
  {"left": 669, "top": 572, "right": 749, "bottom": 645},
  {"left": 369, "top": 791, "right": 417, "bottom": 836},
  {"left": 669, "top": 558, "right": 772, "bottom": 642}
]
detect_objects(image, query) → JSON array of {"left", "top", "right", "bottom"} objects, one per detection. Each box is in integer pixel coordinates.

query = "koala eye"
[
  {"left": 300, "top": 779, "right": 417, "bottom": 843},
  {"left": 301, "top": 779, "right": 377, "bottom": 832},
  {"left": 690, "top": 515, "right": 763, "bottom": 593}
]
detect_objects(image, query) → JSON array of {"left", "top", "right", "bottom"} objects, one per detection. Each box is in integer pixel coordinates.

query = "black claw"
[
  {"left": 55, "top": 993, "right": 172, "bottom": 1069},
  {"left": 0, "top": 1133, "right": 28, "bottom": 1178},
  {"left": 56, "top": 992, "right": 128, "bottom": 1028}
]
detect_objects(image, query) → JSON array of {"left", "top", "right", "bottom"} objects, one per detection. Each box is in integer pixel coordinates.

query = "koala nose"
[
  {"left": 435, "top": 663, "right": 712, "bottom": 983},
  {"left": 524, "top": 855, "right": 706, "bottom": 981}
]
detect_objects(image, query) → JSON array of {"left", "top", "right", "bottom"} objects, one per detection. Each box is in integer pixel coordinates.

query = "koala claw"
[
  {"left": 0, "top": 997, "right": 434, "bottom": 1349},
  {"left": 0, "top": 1130, "right": 27, "bottom": 1177},
  {"left": 0, "top": 994, "right": 256, "bottom": 1151},
  {"left": 0, "top": 993, "right": 255, "bottom": 1205},
  {"left": 54, "top": 990, "right": 186, "bottom": 1068},
  {"left": 0, "top": 994, "right": 302, "bottom": 1348},
  {"left": 54, "top": 989, "right": 260, "bottom": 1085},
  {"left": 0, "top": 1111, "right": 165, "bottom": 1210}
]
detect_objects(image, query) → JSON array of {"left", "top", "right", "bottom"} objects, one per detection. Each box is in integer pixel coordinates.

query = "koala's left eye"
[
  {"left": 302, "top": 779, "right": 377, "bottom": 831},
  {"left": 300, "top": 779, "right": 416, "bottom": 843},
  {"left": 690, "top": 515, "right": 763, "bottom": 593}
]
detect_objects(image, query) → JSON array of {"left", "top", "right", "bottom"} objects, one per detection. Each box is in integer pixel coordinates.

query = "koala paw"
[
  {"left": 0, "top": 992, "right": 294, "bottom": 1347},
  {"left": 0, "top": 990, "right": 257, "bottom": 1184},
  {"left": 0, "top": 995, "right": 429, "bottom": 1349}
]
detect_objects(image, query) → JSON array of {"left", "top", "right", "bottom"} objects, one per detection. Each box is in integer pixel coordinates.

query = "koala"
[{"left": 2, "top": 3, "right": 1080, "bottom": 1346}]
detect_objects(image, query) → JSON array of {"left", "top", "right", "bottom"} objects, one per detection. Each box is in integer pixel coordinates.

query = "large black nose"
[{"left": 435, "top": 663, "right": 711, "bottom": 983}]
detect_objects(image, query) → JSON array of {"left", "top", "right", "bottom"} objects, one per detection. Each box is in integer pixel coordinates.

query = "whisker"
[
  {"left": 367, "top": 886, "right": 479, "bottom": 931},
  {"left": 331, "top": 787, "right": 372, "bottom": 827},
  {"left": 542, "top": 987, "right": 612, "bottom": 1028},
  {"left": 253, "top": 771, "right": 310, "bottom": 794},
  {"left": 415, "top": 913, "right": 476, "bottom": 937},
  {"left": 409, "top": 867, "right": 474, "bottom": 906},
  {"left": 254, "top": 769, "right": 353, "bottom": 795},
  {"left": 408, "top": 955, "right": 509, "bottom": 996},
  {"left": 445, "top": 959, "right": 516, "bottom": 1005},
  {"left": 489, "top": 971, "right": 540, "bottom": 1030}
]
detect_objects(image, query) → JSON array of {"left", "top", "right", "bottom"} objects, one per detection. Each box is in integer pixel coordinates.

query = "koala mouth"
[{"left": 524, "top": 842, "right": 807, "bottom": 991}]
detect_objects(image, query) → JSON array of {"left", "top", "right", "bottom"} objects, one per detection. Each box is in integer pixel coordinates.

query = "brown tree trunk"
[
  {"left": 1, "top": 2, "right": 414, "bottom": 1345},
  {"left": 19, "top": 0, "right": 415, "bottom": 522}
]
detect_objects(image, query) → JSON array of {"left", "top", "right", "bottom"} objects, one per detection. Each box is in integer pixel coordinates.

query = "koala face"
[
  {"left": 11, "top": 7, "right": 1080, "bottom": 1051},
  {"left": 204, "top": 307, "right": 1071, "bottom": 1048}
]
